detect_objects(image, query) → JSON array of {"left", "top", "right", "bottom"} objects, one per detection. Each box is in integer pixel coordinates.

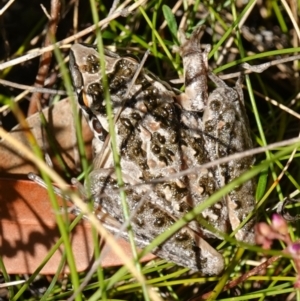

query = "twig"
[
  {"left": 27, "top": 0, "right": 61, "bottom": 116},
  {"left": 0, "top": 0, "right": 147, "bottom": 71}
]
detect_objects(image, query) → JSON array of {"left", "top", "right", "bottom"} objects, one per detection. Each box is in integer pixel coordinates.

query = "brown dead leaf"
[
  {"left": 0, "top": 178, "right": 155, "bottom": 274},
  {"left": 0, "top": 100, "right": 155, "bottom": 274},
  {"left": 0, "top": 98, "right": 93, "bottom": 175}
]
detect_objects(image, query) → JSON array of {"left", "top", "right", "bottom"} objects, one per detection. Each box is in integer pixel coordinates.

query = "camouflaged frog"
[{"left": 69, "top": 28, "right": 256, "bottom": 275}]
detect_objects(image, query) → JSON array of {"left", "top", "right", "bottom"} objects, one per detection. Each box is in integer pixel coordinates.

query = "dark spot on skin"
[
  {"left": 165, "top": 149, "right": 174, "bottom": 161},
  {"left": 151, "top": 144, "right": 161, "bottom": 154},
  {"left": 135, "top": 218, "right": 144, "bottom": 227},
  {"left": 175, "top": 231, "right": 190, "bottom": 241},
  {"left": 133, "top": 148, "right": 140, "bottom": 156},
  {"left": 108, "top": 177, "right": 117, "bottom": 186},
  {"left": 86, "top": 83, "right": 107, "bottom": 114},
  {"left": 157, "top": 133, "right": 165, "bottom": 144},
  {"left": 180, "top": 131, "right": 186, "bottom": 138},
  {"left": 152, "top": 88, "right": 158, "bottom": 95},
  {"left": 139, "top": 162, "right": 149, "bottom": 170},
  {"left": 210, "top": 100, "right": 221, "bottom": 111},
  {"left": 120, "top": 118, "right": 134, "bottom": 131},
  {"left": 122, "top": 68, "right": 132, "bottom": 77},
  {"left": 137, "top": 205, "right": 145, "bottom": 214},
  {"left": 233, "top": 199, "right": 242, "bottom": 208},
  {"left": 131, "top": 112, "right": 141, "bottom": 120},
  {"left": 211, "top": 203, "right": 222, "bottom": 218},
  {"left": 177, "top": 201, "right": 189, "bottom": 212},
  {"left": 169, "top": 131, "right": 178, "bottom": 144},
  {"left": 145, "top": 97, "right": 157, "bottom": 111},
  {"left": 219, "top": 150, "right": 227, "bottom": 157},
  {"left": 154, "top": 217, "right": 165, "bottom": 227},
  {"left": 158, "top": 155, "right": 168, "bottom": 165},
  {"left": 222, "top": 122, "right": 231, "bottom": 130},
  {"left": 86, "top": 54, "right": 100, "bottom": 73},
  {"left": 205, "top": 122, "right": 214, "bottom": 132},
  {"left": 159, "top": 107, "right": 169, "bottom": 118}
]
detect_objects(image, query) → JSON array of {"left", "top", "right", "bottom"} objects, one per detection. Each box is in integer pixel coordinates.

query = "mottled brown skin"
[{"left": 69, "top": 28, "right": 255, "bottom": 275}]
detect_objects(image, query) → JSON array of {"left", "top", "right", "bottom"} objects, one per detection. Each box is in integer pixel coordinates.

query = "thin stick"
[
  {"left": 0, "top": 79, "right": 67, "bottom": 95},
  {"left": 0, "top": 0, "right": 147, "bottom": 71}
]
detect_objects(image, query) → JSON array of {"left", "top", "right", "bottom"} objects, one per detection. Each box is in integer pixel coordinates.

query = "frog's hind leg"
[
  {"left": 208, "top": 71, "right": 245, "bottom": 103},
  {"left": 208, "top": 71, "right": 229, "bottom": 88},
  {"left": 176, "top": 27, "right": 211, "bottom": 112}
]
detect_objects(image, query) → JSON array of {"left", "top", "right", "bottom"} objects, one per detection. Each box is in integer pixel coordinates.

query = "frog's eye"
[{"left": 90, "top": 116, "right": 107, "bottom": 142}]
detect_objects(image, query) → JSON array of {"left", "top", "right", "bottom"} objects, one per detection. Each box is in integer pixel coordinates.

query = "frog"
[{"left": 68, "top": 27, "right": 256, "bottom": 275}]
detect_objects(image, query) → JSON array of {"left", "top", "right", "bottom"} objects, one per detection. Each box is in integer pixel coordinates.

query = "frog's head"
[
  {"left": 69, "top": 43, "right": 139, "bottom": 112},
  {"left": 69, "top": 43, "right": 140, "bottom": 143}
]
